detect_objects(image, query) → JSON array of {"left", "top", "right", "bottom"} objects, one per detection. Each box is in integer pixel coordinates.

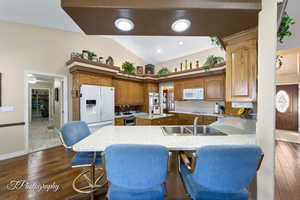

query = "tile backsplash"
[{"left": 175, "top": 101, "right": 225, "bottom": 113}]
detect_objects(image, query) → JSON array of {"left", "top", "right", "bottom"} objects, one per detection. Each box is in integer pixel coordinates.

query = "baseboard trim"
[{"left": 0, "top": 150, "right": 27, "bottom": 161}]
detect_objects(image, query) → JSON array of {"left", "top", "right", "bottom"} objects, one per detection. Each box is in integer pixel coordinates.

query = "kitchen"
[
  {"left": 70, "top": 29, "right": 256, "bottom": 132},
  {"left": 0, "top": 0, "right": 286, "bottom": 200}
]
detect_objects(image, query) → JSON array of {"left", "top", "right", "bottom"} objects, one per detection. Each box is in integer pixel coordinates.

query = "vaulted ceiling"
[{"left": 0, "top": 0, "right": 261, "bottom": 63}]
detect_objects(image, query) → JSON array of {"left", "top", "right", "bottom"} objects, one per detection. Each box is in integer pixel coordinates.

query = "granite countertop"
[
  {"left": 135, "top": 113, "right": 175, "bottom": 120},
  {"left": 73, "top": 125, "right": 256, "bottom": 152},
  {"left": 169, "top": 110, "right": 224, "bottom": 118},
  {"left": 114, "top": 112, "right": 148, "bottom": 119}
]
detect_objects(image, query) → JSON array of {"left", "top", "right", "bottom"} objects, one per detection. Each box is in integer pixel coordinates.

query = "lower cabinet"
[
  {"left": 115, "top": 117, "right": 125, "bottom": 126},
  {"left": 175, "top": 114, "right": 217, "bottom": 125},
  {"left": 135, "top": 114, "right": 217, "bottom": 126},
  {"left": 136, "top": 116, "right": 178, "bottom": 126}
]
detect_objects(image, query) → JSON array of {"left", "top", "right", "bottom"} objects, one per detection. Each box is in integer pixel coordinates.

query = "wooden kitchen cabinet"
[
  {"left": 175, "top": 113, "right": 217, "bottom": 125},
  {"left": 115, "top": 117, "right": 125, "bottom": 126},
  {"left": 174, "top": 75, "right": 224, "bottom": 101},
  {"left": 204, "top": 75, "right": 225, "bottom": 101},
  {"left": 136, "top": 115, "right": 177, "bottom": 126},
  {"left": 114, "top": 79, "right": 144, "bottom": 105},
  {"left": 223, "top": 28, "right": 257, "bottom": 102},
  {"left": 174, "top": 81, "right": 184, "bottom": 101}
]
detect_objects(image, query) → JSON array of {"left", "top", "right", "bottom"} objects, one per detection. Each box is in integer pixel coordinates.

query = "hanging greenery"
[
  {"left": 121, "top": 61, "right": 135, "bottom": 74},
  {"left": 278, "top": 12, "right": 295, "bottom": 43},
  {"left": 203, "top": 55, "right": 225, "bottom": 71},
  {"left": 211, "top": 37, "right": 224, "bottom": 50}
]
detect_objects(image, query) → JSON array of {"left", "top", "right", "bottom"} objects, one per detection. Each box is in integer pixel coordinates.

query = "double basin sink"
[{"left": 161, "top": 126, "right": 227, "bottom": 136}]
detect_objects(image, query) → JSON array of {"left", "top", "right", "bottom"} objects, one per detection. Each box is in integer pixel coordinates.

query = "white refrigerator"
[{"left": 80, "top": 85, "right": 114, "bottom": 130}]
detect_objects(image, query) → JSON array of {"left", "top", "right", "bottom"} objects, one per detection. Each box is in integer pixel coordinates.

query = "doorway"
[
  {"left": 31, "top": 89, "right": 50, "bottom": 120},
  {"left": 26, "top": 73, "right": 67, "bottom": 152},
  {"left": 276, "top": 84, "right": 299, "bottom": 131}
]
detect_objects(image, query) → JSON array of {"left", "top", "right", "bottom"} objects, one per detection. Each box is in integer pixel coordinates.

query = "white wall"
[
  {"left": 0, "top": 20, "right": 145, "bottom": 156},
  {"left": 155, "top": 47, "right": 225, "bottom": 73},
  {"left": 277, "top": 0, "right": 300, "bottom": 50}
]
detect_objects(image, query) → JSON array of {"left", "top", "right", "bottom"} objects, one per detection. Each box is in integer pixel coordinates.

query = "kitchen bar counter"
[
  {"left": 135, "top": 113, "right": 175, "bottom": 120},
  {"left": 73, "top": 126, "right": 255, "bottom": 152}
]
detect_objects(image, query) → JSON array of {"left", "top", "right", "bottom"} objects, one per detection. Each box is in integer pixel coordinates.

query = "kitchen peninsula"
[{"left": 73, "top": 117, "right": 256, "bottom": 152}]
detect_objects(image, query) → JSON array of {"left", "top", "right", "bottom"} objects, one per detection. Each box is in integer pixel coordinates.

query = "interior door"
[{"left": 276, "top": 85, "right": 298, "bottom": 131}]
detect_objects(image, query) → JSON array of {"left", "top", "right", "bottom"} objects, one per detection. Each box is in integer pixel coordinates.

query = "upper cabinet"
[
  {"left": 223, "top": 28, "right": 258, "bottom": 102},
  {"left": 114, "top": 79, "right": 144, "bottom": 106},
  {"left": 174, "top": 74, "right": 225, "bottom": 101},
  {"left": 204, "top": 75, "right": 225, "bottom": 101}
]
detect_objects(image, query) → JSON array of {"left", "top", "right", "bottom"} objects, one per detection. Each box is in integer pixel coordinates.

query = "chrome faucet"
[{"left": 193, "top": 117, "right": 199, "bottom": 136}]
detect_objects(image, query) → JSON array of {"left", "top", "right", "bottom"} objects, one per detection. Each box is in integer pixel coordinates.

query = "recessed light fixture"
[
  {"left": 178, "top": 41, "right": 184, "bottom": 45},
  {"left": 171, "top": 19, "right": 191, "bottom": 32},
  {"left": 114, "top": 18, "right": 134, "bottom": 31},
  {"left": 157, "top": 49, "right": 162, "bottom": 53}
]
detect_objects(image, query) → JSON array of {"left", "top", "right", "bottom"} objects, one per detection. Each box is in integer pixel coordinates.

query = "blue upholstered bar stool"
[
  {"left": 104, "top": 144, "right": 169, "bottom": 200},
  {"left": 179, "top": 145, "right": 263, "bottom": 200},
  {"left": 58, "top": 121, "right": 106, "bottom": 194}
]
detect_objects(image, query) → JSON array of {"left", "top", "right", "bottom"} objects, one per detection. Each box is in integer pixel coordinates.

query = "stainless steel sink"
[
  {"left": 161, "top": 126, "right": 227, "bottom": 136},
  {"left": 185, "top": 126, "right": 227, "bottom": 136},
  {"left": 161, "top": 126, "right": 192, "bottom": 136}
]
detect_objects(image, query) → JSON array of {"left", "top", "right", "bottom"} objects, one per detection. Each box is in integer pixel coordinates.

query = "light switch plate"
[{"left": 1, "top": 106, "right": 14, "bottom": 112}]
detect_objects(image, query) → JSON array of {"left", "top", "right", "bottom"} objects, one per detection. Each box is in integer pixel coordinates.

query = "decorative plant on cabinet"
[
  {"left": 121, "top": 61, "right": 135, "bottom": 74},
  {"left": 203, "top": 55, "right": 225, "bottom": 71}
]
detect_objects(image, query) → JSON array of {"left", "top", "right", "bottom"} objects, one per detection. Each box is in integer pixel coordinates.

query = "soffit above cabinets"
[{"left": 61, "top": 0, "right": 261, "bottom": 37}]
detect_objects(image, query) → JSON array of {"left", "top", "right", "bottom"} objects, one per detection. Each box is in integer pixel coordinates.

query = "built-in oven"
[{"left": 124, "top": 116, "right": 136, "bottom": 126}]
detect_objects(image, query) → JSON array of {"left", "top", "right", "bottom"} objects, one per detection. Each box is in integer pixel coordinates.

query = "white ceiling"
[
  {"left": 106, "top": 36, "right": 214, "bottom": 64},
  {"left": 0, "top": 0, "right": 216, "bottom": 64}
]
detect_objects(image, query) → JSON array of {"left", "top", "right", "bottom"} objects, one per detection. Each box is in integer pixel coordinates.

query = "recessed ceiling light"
[
  {"left": 114, "top": 18, "right": 134, "bottom": 31},
  {"left": 178, "top": 41, "right": 184, "bottom": 45},
  {"left": 157, "top": 49, "right": 162, "bottom": 53},
  {"left": 27, "top": 74, "right": 34, "bottom": 77},
  {"left": 171, "top": 19, "right": 191, "bottom": 32}
]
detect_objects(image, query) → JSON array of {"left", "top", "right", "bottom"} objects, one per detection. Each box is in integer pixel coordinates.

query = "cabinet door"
[
  {"left": 226, "top": 39, "right": 257, "bottom": 102},
  {"left": 205, "top": 75, "right": 225, "bottom": 101},
  {"left": 174, "top": 81, "right": 183, "bottom": 101}
]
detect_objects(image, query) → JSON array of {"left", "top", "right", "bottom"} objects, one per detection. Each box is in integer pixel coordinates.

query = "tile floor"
[{"left": 28, "top": 117, "right": 61, "bottom": 152}]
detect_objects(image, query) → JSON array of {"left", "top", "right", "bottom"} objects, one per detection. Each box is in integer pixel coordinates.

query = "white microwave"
[{"left": 183, "top": 88, "right": 204, "bottom": 100}]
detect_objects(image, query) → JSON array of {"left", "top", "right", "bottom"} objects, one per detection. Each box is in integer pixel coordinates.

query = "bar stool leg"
[{"left": 90, "top": 165, "right": 95, "bottom": 200}]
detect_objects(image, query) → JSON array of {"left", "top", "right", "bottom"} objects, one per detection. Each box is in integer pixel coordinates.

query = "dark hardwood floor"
[
  {"left": 0, "top": 141, "right": 299, "bottom": 200},
  {"left": 275, "top": 141, "right": 300, "bottom": 200}
]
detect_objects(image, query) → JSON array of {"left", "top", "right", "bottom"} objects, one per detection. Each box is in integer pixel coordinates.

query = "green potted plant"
[
  {"left": 157, "top": 67, "right": 170, "bottom": 77},
  {"left": 278, "top": 12, "right": 295, "bottom": 44},
  {"left": 203, "top": 55, "right": 225, "bottom": 71},
  {"left": 121, "top": 61, "right": 135, "bottom": 74}
]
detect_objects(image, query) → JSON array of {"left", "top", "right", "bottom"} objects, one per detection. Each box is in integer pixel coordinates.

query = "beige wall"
[
  {"left": 0, "top": 21, "right": 145, "bottom": 156},
  {"left": 155, "top": 47, "right": 225, "bottom": 73}
]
